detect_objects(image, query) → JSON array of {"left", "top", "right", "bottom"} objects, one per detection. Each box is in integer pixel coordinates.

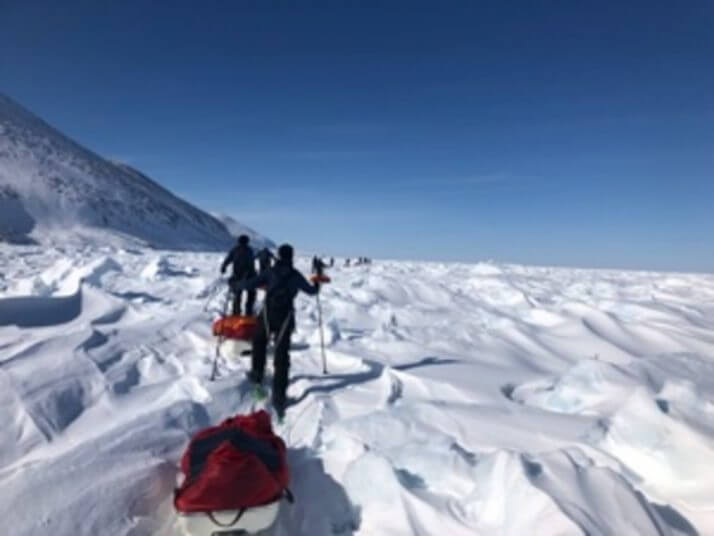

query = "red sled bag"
[
  {"left": 212, "top": 315, "right": 258, "bottom": 341},
  {"left": 174, "top": 410, "right": 290, "bottom": 514}
]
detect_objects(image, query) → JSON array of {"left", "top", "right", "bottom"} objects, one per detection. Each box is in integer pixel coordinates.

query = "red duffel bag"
[{"left": 174, "top": 410, "right": 290, "bottom": 513}]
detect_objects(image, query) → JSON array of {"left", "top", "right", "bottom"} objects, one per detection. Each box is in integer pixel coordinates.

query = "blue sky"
[{"left": 1, "top": 1, "right": 712, "bottom": 271}]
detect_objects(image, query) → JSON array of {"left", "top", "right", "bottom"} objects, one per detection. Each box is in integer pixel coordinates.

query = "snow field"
[{"left": 0, "top": 245, "right": 713, "bottom": 535}]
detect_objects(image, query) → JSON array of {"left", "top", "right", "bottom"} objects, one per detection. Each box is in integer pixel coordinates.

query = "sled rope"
[
  {"left": 210, "top": 288, "right": 232, "bottom": 381},
  {"left": 202, "top": 277, "right": 225, "bottom": 312}
]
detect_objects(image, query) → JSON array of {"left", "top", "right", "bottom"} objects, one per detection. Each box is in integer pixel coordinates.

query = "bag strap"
[
  {"left": 207, "top": 508, "right": 246, "bottom": 527},
  {"left": 187, "top": 428, "right": 281, "bottom": 480}
]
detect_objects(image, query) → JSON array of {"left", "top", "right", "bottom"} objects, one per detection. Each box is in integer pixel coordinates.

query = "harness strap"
[
  {"left": 274, "top": 310, "right": 294, "bottom": 349},
  {"left": 262, "top": 303, "right": 270, "bottom": 338},
  {"left": 262, "top": 276, "right": 294, "bottom": 348}
]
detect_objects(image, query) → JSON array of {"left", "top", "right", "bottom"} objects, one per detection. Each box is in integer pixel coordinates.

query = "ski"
[{"left": 253, "top": 383, "right": 268, "bottom": 401}]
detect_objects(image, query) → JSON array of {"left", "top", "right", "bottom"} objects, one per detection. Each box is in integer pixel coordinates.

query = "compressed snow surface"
[{"left": 1, "top": 246, "right": 713, "bottom": 535}]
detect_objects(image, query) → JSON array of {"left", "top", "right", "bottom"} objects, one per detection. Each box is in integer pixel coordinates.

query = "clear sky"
[{"left": 1, "top": 1, "right": 712, "bottom": 271}]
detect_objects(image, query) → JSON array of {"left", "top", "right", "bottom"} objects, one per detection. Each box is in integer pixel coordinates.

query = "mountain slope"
[
  {"left": 211, "top": 212, "right": 276, "bottom": 250},
  {"left": 0, "top": 93, "right": 269, "bottom": 250}
]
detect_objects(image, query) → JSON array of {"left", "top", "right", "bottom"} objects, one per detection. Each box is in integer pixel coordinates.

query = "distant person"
[
  {"left": 256, "top": 247, "right": 275, "bottom": 276},
  {"left": 220, "top": 234, "right": 257, "bottom": 316},
  {"left": 329, "top": 257, "right": 334, "bottom": 268},
  {"left": 235, "top": 244, "right": 320, "bottom": 418},
  {"left": 345, "top": 258, "right": 351, "bottom": 267},
  {"left": 312, "top": 255, "right": 326, "bottom": 276}
]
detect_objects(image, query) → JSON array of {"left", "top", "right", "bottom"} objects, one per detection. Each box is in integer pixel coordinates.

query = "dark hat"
[
  {"left": 278, "top": 244, "right": 294, "bottom": 262},
  {"left": 238, "top": 234, "right": 250, "bottom": 245}
]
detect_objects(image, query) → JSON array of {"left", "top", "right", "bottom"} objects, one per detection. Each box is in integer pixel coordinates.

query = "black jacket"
[
  {"left": 234, "top": 260, "right": 318, "bottom": 311},
  {"left": 221, "top": 244, "right": 257, "bottom": 279}
]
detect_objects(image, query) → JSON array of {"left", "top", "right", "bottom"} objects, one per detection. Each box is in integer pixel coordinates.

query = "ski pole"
[
  {"left": 210, "top": 287, "right": 232, "bottom": 381},
  {"left": 316, "top": 292, "right": 327, "bottom": 374},
  {"left": 202, "top": 277, "right": 225, "bottom": 312},
  {"left": 209, "top": 336, "right": 221, "bottom": 381}
]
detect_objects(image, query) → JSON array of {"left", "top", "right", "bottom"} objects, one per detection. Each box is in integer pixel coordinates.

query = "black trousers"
[
  {"left": 251, "top": 310, "right": 294, "bottom": 408},
  {"left": 232, "top": 288, "right": 256, "bottom": 316}
]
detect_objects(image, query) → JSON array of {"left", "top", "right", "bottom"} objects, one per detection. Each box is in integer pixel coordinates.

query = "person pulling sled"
[
  {"left": 221, "top": 234, "right": 257, "bottom": 316},
  {"left": 231, "top": 244, "right": 320, "bottom": 419}
]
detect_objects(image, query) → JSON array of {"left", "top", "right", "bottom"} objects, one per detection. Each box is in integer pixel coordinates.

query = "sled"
[
  {"left": 223, "top": 338, "right": 253, "bottom": 359},
  {"left": 212, "top": 315, "right": 257, "bottom": 341},
  {"left": 176, "top": 501, "right": 281, "bottom": 536},
  {"left": 174, "top": 411, "right": 292, "bottom": 535},
  {"left": 310, "top": 273, "right": 331, "bottom": 284}
]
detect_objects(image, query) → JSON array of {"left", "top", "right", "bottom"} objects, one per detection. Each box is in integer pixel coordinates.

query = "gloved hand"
[{"left": 220, "top": 265, "right": 226, "bottom": 275}]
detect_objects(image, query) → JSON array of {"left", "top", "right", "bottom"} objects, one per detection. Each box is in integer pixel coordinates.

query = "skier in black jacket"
[
  {"left": 221, "top": 234, "right": 257, "bottom": 316},
  {"left": 232, "top": 243, "right": 319, "bottom": 418}
]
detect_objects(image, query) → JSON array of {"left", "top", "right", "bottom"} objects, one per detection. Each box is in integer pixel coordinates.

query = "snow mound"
[
  {"left": 525, "top": 448, "right": 674, "bottom": 535},
  {"left": 509, "top": 358, "right": 639, "bottom": 415},
  {"left": 140, "top": 256, "right": 199, "bottom": 280},
  {"left": 599, "top": 387, "right": 714, "bottom": 510}
]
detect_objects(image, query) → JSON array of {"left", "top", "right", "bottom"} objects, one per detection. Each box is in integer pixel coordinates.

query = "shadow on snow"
[{"left": 289, "top": 356, "right": 459, "bottom": 406}]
